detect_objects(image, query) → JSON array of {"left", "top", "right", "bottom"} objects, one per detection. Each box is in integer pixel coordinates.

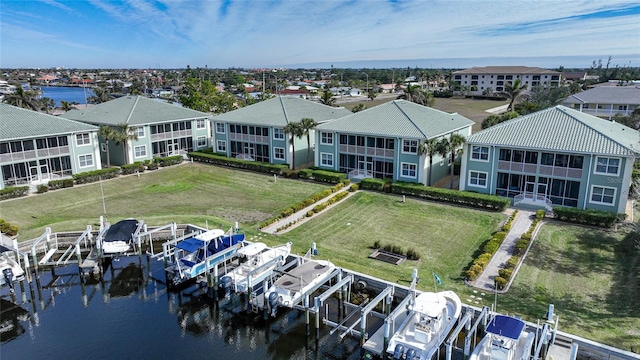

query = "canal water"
[
  {"left": 0, "top": 256, "right": 363, "bottom": 360},
  {"left": 39, "top": 86, "right": 95, "bottom": 107}
]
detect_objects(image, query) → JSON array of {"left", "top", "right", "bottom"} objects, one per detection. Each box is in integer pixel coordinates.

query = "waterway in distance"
[
  {"left": 39, "top": 86, "right": 95, "bottom": 107},
  {"left": 0, "top": 255, "right": 363, "bottom": 360}
]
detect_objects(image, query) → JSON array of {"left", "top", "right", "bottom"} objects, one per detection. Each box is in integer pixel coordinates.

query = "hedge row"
[
  {"left": 371, "top": 241, "right": 421, "bottom": 261},
  {"left": 391, "top": 182, "right": 510, "bottom": 211},
  {"left": 0, "top": 219, "right": 19, "bottom": 236},
  {"left": 275, "top": 185, "right": 352, "bottom": 232},
  {"left": 48, "top": 179, "right": 74, "bottom": 190},
  {"left": 501, "top": 209, "right": 519, "bottom": 232},
  {"left": 72, "top": 168, "right": 121, "bottom": 184},
  {"left": 465, "top": 230, "right": 510, "bottom": 281},
  {"left": 0, "top": 186, "right": 30, "bottom": 201},
  {"left": 121, "top": 162, "right": 146, "bottom": 175},
  {"left": 260, "top": 182, "right": 348, "bottom": 229},
  {"left": 188, "top": 151, "right": 288, "bottom": 175},
  {"left": 156, "top": 155, "right": 183, "bottom": 167},
  {"left": 552, "top": 207, "right": 625, "bottom": 228}
]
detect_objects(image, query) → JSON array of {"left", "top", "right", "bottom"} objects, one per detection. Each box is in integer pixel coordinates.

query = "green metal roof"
[
  {"left": 211, "top": 96, "right": 352, "bottom": 126},
  {"left": 61, "top": 95, "right": 211, "bottom": 126},
  {"left": 1, "top": 103, "right": 98, "bottom": 141},
  {"left": 468, "top": 105, "right": 640, "bottom": 156},
  {"left": 316, "top": 100, "right": 474, "bottom": 139}
]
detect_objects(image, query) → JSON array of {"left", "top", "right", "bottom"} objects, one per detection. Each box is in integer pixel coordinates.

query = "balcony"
[
  {"left": 229, "top": 133, "right": 269, "bottom": 144},
  {"left": 539, "top": 165, "right": 582, "bottom": 179},
  {"left": 339, "top": 144, "right": 394, "bottom": 158},
  {"left": 151, "top": 129, "right": 193, "bottom": 141}
]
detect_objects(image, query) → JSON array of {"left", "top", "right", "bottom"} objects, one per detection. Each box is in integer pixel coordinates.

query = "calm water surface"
[
  {"left": 39, "top": 86, "right": 95, "bottom": 106},
  {"left": 0, "top": 256, "right": 363, "bottom": 360}
]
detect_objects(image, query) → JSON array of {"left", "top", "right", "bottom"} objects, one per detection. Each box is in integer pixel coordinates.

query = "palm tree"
[
  {"left": 60, "top": 100, "right": 73, "bottom": 112},
  {"left": 88, "top": 86, "right": 111, "bottom": 104},
  {"left": 367, "top": 89, "right": 378, "bottom": 101},
  {"left": 501, "top": 78, "right": 526, "bottom": 111},
  {"left": 113, "top": 123, "right": 139, "bottom": 164},
  {"left": 403, "top": 84, "right": 425, "bottom": 104},
  {"left": 437, "top": 134, "right": 466, "bottom": 189},
  {"left": 300, "top": 118, "right": 318, "bottom": 166},
  {"left": 283, "top": 121, "right": 304, "bottom": 169},
  {"left": 2, "top": 85, "right": 41, "bottom": 111},
  {"left": 418, "top": 138, "right": 439, "bottom": 186},
  {"left": 97, "top": 125, "right": 118, "bottom": 167},
  {"left": 319, "top": 90, "right": 336, "bottom": 106}
]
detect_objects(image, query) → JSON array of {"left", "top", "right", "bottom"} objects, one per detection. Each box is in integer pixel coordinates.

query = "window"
[
  {"left": 78, "top": 154, "right": 94, "bottom": 168},
  {"left": 216, "top": 140, "right": 226, "bottom": 152},
  {"left": 320, "top": 153, "right": 333, "bottom": 166},
  {"left": 273, "top": 128, "right": 285, "bottom": 140},
  {"left": 320, "top": 132, "right": 333, "bottom": 145},
  {"left": 590, "top": 186, "right": 616, "bottom": 205},
  {"left": 595, "top": 157, "right": 620, "bottom": 175},
  {"left": 471, "top": 146, "right": 489, "bottom": 161},
  {"left": 468, "top": 171, "right": 488, "bottom": 188},
  {"left": 216, "top": 122, "right": 225, "bottom": 134},
  {"left": 76, "top": 133, "right": 90, "bottom": 146},
  {"left": 135, "top": 127, "right": 145, "bottom": 137},
  {"left": 196, "top": 119, "right": 206, "bottom": 129},
  {"left": 401, "top": 163, "right": 417, "bottom": 178},
  {"left": 274, "top": 147, "right": 285, "bottom": 160},
  {"left": 402, "top": 140, "right": 418, "bottom": 154},
  {"left": 197, "top": 136, "right": 207, "bottom": 147},
  {"left": 134, "top": 145, "right": 147, "bottom": 158},
  {"left": 619, "top": 105, "right": 628, "bottom": 111}
]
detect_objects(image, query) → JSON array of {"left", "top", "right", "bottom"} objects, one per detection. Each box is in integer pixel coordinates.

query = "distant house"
[
  {"left": 315, "top": 100, "right": 474, "bottom": 184},
  {"left": 452, "top": 66, "right": 562, "bottom": 96},
  {"left": 211, "top": 96, "right": 352, "bottom": 168},
  {"left": 1, "top": 103, "right": 100, "bottom": 190},
  {"left": 460, "top": 106, "right": 639, "bottom": 213},
  {"left": 562, "top": 86, "right": 640, "bottom": 119},
  {"left": 561, "top": 72, "right": 587, "bottom": 83},
  {"left": 61, "top": 96, "right": 211, "bottom": 166}
]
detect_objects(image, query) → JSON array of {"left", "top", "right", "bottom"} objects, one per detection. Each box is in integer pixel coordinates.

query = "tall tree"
[
  {"left": 283, "top": 122, "right": 304, "bottom": 169},
  {"left": 113, "top": 123, "right": 139, "bottom": 164},
  {"left": 418, "top": 138, "right": 439, "bottom": 186},
  {"left": 319, "top": 90, "right": 336, "bottom": 106},
  {"left": 88, "top": 86, "right": 111, "bottom": 104},
  {"left": 97, "top": 125, "right": 118, "bottom": 167},
  {"left": 300, "top": 117, "right": 318, "bottom": 166},
  {"left": 60, "top": 100, "right": 73, "bottom": 112},
  {"left": 501, "top": 78, "right": 526, "bottom": 111},
  {"left": 437, "top": 134, "right": 466, "bottom": 189}
]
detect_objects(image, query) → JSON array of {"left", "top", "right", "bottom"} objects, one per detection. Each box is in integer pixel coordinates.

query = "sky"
[{"left": 1, "top": 0, "right": 639, "bottom": 69}]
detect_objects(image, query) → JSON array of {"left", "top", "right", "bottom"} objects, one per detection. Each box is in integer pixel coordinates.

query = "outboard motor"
[
  {"left": 268, "top": 292, "right": 280, "bottom": 317},
  {"left": 220, "top": 276, "right": 233, "bottom": 299},
  {"left": 3, "top": 268, "right": 14, "bottom": 293},
  {"left": 405, "top": 348, "right": 418, "bottom": 360},
  {"left": 393, "top": 344, "right": 405, "bottom": 360}
]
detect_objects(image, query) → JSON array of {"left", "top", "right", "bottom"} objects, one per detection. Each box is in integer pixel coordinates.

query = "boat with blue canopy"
[{"left": 469, "top": 314, "right": 535, "bottom": 360}]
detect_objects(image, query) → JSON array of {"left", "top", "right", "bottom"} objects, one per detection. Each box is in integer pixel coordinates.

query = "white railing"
[{"left": 514, "top": 193, "right": 553, "bottom": 209}]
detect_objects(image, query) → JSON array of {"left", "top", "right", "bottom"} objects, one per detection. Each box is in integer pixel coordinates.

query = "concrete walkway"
[
  {"left": 472, "top": 209, "right": 535, "bottom": 291},
  {"left": 260, "top": 187, "right": 354, "bottom": 235}
]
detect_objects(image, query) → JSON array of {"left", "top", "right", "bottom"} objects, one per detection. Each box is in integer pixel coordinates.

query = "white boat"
[
  {"left": 220, "top": 241, "right": 292, "bottom": 295},
  {"left": 387, "top": 290, "right": 462, "bottom": 360},
  {"left": 0, "top": 245, "right": 25, "bottom": 289},
  {"left": 264, "top": 259, "right": 335, "bottom": 316},
  {"left": 101, "top": 219, "right": 141, "bottom": 255},
  {"left": 169, "top": 229, "right": 246, "bottom": 285},
  {"left": 469, "top": 314, "right": 535, "bottom": 360}
]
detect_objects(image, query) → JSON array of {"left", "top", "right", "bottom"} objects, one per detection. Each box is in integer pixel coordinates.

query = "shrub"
[
  {"left": 498, "top": 268, "right": 513, "bottom": 280},
  {"left": 373, "top": 240, "right": 381, "bottom": 249},
  {"left": 37, "top": 184, "right": 49, "bottom": 193},
  {"left": 505, "top": 256, "right": 519, "bottom": 269},
  {"left": 406, "top": 248, "right": 420, "bottom": 260},
  {"left": 306, "top": 211, "right": 314, "bottom": 217},
  {"left": 72, "top": 168, "right": 120, "bottom": 184},
  {"left": 283, "top": 169, "right": 299, "bottom": 179},
  {"left": 391, "top": 245, "right": 404, "bottom": 255},
  {"left": 483, "top": 232, "right": 506, "bottom": 254},
  {"left": 298, "top": 169, "right": 313, "bottom": 179},
  {"left": 0, "top": 186, "right": 30, "bottom": 201},
  {"left": 514, "top": 238, "right": 530, "bottom": 256},
  {"left": 552, "top": 207, "right": 625, "bottom": 228},
  {"left": 311, "top": 169, "right": 347, "bottom": 184},
  {"left": 121, "top": 161, "right": 146, "bottom": 175},
  {"left": 48, "top": 178, "right": 74, "bottom": 190},
  {"left": 281, "top": 208, "right": 294, "bottom": 217},
  {"left": 465, "top": 264, "right": 483, "bottom": 280},
  {"left": 359, "top": 178, "right": 387, "bottom": 191},
  {"left": 382, "top": 244, "right": 393, "bottom": 252},
  {"left": 144, "top": 159, "right": 159, "bottom": 170},
  {"left": 477, "top": 253, "right": 493, "bottom": 264},
  {"left": 313, "top": 203, "right": 328, "bottom": 213},
  {"left": 535, "top": 209, "right": 546, "bottom": 220},
  {"left": 155, "top": 155, "right": 183, "bottom": 167},
  {"left": 0, "top": 219, "right": 19, "bottom": 236},
  {"left": 188, "top": 151, "right": 288, "bottom": 175},
  {"left": 349, "top": 183, "right": 359, "bottom": 192},
  {"left": 391, "top": 182, "right": 510, "bottom": 211},
  {"left": 494, "top": 276, "right": 507, "bottom": 290}
]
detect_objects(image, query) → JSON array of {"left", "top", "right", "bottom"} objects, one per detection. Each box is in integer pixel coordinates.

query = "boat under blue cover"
[{"left": 485, "top": 314, "right": 526, "bottom": 340}]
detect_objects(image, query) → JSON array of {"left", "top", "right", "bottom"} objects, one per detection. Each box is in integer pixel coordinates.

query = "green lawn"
[
  {"left": 269, "top": 191, "right": 504, "bottom": 295},
  {"left": 499, "top": 222, "right": 640, "bottom": 351},
  {"left": 0, "top": 163, "right": 328, "bottom": 240}
]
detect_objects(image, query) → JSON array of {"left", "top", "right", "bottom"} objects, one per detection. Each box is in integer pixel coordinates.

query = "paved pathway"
[
  {"left": 472, "top": 209, "right": 535, "bottom": 291},
  {"left": 260, "top": 187, "right": 353, "bottom": 234}
]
